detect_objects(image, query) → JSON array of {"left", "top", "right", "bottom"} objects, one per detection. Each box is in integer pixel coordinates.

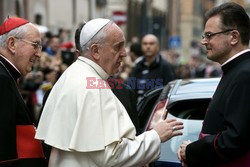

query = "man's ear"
[
  {"left": 230, "top": 30, "right": 240, "bottom": 45},
  {"left": 7, "top": 36, "right": 16, "bottom": 54},
  {"left": 90, "top": 44, "right": 100, "bottom": 60},
  {"left": 75, "top": 49, "right": 80, "bottom": 57}
]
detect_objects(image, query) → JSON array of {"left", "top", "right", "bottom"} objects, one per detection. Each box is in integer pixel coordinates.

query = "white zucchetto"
[{"left": 80, "top": 18, "right": 110, "bottom": 47}]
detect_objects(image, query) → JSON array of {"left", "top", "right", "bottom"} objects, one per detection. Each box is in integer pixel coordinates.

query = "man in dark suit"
[
  {"left": 0, "top": 17, "right": 45, "bottom": 166},
  {"left": 129, "top": 34, "right": 175, "bottom": 102},
  {"left": 178, "top": 2, "right": 250, "bottom": 167}
]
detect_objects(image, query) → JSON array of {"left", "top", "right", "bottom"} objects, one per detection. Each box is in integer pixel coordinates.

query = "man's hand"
[
  {"left": 153, "top": 118, "right": 183, "bottom": 142},
  {"left": 177, "top": 140, "right": 191, "bottom": 167}
]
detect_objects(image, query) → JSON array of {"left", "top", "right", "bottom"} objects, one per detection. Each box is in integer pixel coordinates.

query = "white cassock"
[{"left": 35, "top": 56, "right": 161, "bottom": 167}]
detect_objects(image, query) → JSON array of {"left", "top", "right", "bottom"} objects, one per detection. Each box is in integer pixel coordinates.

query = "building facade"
[{"left": 0, "top": 0, "right": 248, "bottom": 58}]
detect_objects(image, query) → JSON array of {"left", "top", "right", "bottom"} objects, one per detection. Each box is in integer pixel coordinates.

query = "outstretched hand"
[{"left": 153, "top": 118, "right": 183, "bottom": 143}]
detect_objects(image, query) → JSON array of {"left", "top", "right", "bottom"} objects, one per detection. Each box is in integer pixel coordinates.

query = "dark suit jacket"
[
  {"left": 186, "top": 51, "right": 250, "bottom": 167},
  {"left": 129, "top": 54, "right": 175, "bottom": 99},
  {"left": 0, "top": 56, "right": 45, "bottom": 167},
  {"left": 109, "top": 78, "right": 140, "bottom": 133}
]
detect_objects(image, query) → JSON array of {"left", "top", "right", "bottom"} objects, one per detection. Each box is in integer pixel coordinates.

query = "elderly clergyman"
[
  {"left": 0, "top": 17, "right": 45, "bottom": 166},
  {"left": 35, "top": 18, "right": 184, "bottom": 167}
]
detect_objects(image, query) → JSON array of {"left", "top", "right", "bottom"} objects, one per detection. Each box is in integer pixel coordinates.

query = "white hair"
[{"left": 0, "top": 23, "right": 32, "bottom": 48}]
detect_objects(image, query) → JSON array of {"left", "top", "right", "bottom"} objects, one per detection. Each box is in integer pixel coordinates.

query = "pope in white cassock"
[{"left": 35, "top": 18, "right": 184, "bottom": 167}]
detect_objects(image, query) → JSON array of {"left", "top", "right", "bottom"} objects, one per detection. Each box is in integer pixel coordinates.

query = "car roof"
[
  {"left": 137, "top": 77, "right": 220, "bottom": 111},
  {"left": 137, "top": 77, "right": 220, "bottom": 133},
  {"left": 168, "top": 77, "right": 220, "bottom": 103}
]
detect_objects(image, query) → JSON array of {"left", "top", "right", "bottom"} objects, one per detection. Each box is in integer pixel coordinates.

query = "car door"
[{"left": 138, "top": 80, "right": 215, "bottom": 167}]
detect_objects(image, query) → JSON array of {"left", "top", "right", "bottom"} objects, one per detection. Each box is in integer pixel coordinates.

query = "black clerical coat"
[
  {"left": 0, "top": 56, "right": 45, "bottom": 167},
  {"left": 110, "top": 79, "right": 140, "bottom": 134},
  {"left": 186, "top": 51, "right": 250, "bottom": 167}
]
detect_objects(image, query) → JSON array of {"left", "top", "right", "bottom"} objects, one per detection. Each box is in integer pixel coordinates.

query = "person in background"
[
  {"left": 0, "top": 17, "right": 45, "bottom": 167},
  {"left": 74, "top": 22, "right": 86, "bottom": 57},
  {"left": 129, "top": 34, "right": 175, "bottom": 102},
  {"left": 189, "top": 54, "right": 206, "bottom": 78},
  {"left": 129, "top": 42, "right": 143, "bottom": 63},
  {"left": 36, "top": 18, "right": 183, "bottom": 167},
  {"left": 178, "top": 2, "right": 250, "bottom": 166},
  {"left": 45, "top": 35, "right": 60, "bottom": 56}
]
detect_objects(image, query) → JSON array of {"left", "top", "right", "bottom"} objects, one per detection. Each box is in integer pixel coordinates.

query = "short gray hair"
[{"left": 0, "top": 23, "right": 31, "bottom": 48}]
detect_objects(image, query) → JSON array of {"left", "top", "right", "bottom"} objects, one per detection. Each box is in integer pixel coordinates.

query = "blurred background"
[
  {"left": 1, "top": 0, "right": 249, "bottom": 59},
  {"left": 0, "top": 0, "right": 249, "bottom": 123}
]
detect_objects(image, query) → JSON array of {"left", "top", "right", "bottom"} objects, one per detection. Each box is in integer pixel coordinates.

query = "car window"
[{"left": 168, "top": 99, "right": 211, "bottom": 120}]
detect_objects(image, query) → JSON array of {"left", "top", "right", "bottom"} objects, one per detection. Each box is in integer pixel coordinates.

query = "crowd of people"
[{"left": 1, "top": 2, "right": 249, "bottom": 167}]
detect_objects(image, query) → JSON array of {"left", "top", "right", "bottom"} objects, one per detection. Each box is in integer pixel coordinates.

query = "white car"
[{"left": 137, "top": 78, "right": 220, "bottom": 167}]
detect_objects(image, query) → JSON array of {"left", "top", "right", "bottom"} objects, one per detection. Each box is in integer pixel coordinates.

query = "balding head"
[
  {"left": 141, "top": 34, "right": 159, "bottom": 58},
  {"left": 142, "top": 34, "right": 159, "bottom": 45}
]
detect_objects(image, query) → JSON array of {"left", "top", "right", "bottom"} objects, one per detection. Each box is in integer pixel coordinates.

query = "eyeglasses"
[
  {"left": 202, "top": 29, "right": 234, "bottom": 41},
  {"left": 15, "top": 37, "right": 42, "bottom": 51}
]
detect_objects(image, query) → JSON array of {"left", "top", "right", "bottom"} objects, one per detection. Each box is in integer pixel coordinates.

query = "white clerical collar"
[
  {"left": 78, "top": 56, "right": 110, "bottom": 80},
  {"left": 0, "top": 55, "right": 21, "bottom": 74},
  {"left": 222, "top": 49, "right": 250, "bottom": 66}
]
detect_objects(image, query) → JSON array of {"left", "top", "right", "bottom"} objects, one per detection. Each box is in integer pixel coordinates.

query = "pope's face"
[{"left": 98, "top": 23, "right": 126, "bottom": 75}]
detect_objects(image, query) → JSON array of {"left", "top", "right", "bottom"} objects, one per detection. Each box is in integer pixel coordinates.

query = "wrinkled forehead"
[{"left": 105, "top": 23, "right": 125, "bottom": 44}]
